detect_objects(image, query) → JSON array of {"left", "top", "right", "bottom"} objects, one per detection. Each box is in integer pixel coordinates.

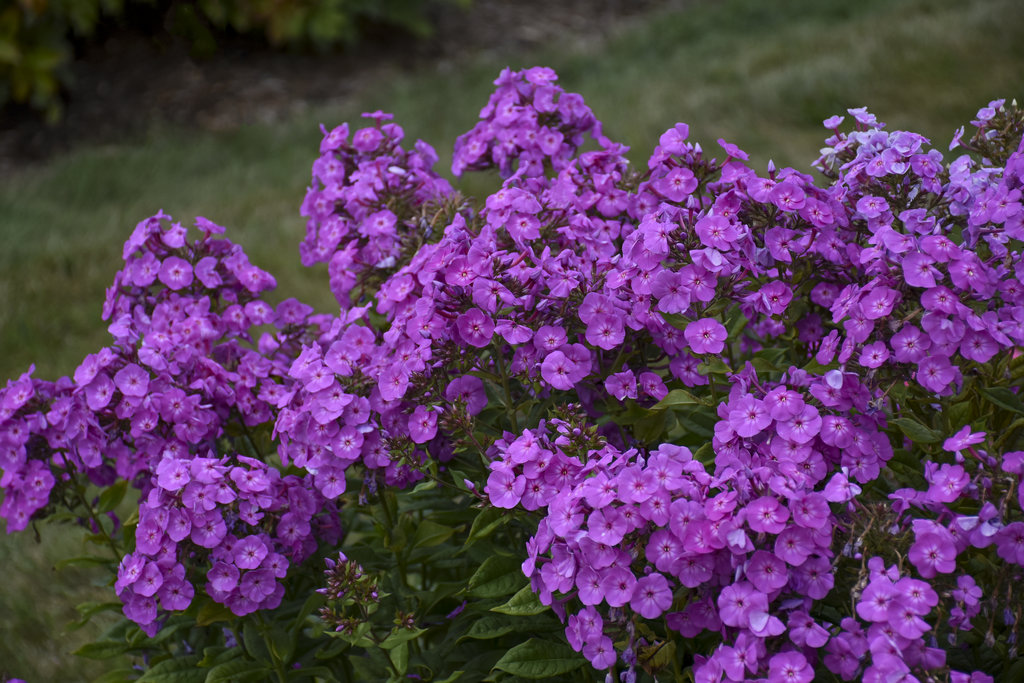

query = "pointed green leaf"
[
  {"left": 380, "top": 627, "right": 425, "bottom": 650},
  {"left": 466, "top": 506, "right": 508, "bottom": 546},
  {"left": 890, "top": 417, "right": 942, "bottom": 444},
  {"left": 490, "top": 585, "right": 548, "bottom": 616},
  {"left": 92, "top": 669, "right": 139, "bottom": 683},
  {"left": 467, "top": 554, "right": 524, "bottom": 598},
  {"left": 413, "top": 520, "right": 455, "bottom": 549},
  {"left": 196, "top": 600, "right": 236, "bottom": 626},
  {"left": 651, "top": 389, "right": 701, "bottom": 410},
  {"left": 981, "top": 386, "right": 1024, "bottom": 415},
  {"left": 72, "top": 640, "right": 132, "bottom": 660},
  {"left": 136, "top": 655, "right": 205, "bottom": 682},
  {"left": 492, "top": 638, "right": 584, "bottom": 679},
  {"left": 98, "top": 479, "right": 130, "bottom": 513},
  {"left": 204, "top": 658, "right": 270, "bottom": 683},
  {"left": 459, "top": 615, "right": 515, "bottom": 641}
]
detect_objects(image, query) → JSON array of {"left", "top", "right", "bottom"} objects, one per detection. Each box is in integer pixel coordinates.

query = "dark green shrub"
[{"left": 0, "top": 0, "right": 470, "bottom": 120}]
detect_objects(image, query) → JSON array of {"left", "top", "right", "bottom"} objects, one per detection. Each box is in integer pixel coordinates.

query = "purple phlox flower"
[
  {"left": 995, "top": 522, "right": 1024, "bottom": 565},
  {"left": 924, "top": 462, "right": 969, "bottom": 503},
  {"left": 588, "top": 507, "right": 628, "bottom": 546},
  {"left": 630, "top": 572, "right": 674, "bottom": 619},
  {"left": 444, "top": 375, "right": 487, "bottom": 415},
  {"left": 943, "top": 425, "right": 985, "bottom": 453},
  {"left": 600, "top": 565, "right": 637, "bottom": 607},
  {"left": 824, "top": 469, "right": 861, "bottom": 502},
  {"left": 234, "top": 535, "right": 269, "bottom": 570},
  {"left": 717, "top": 581, "right": 766, "bottom": 628},
  {"left": 158, "top": 256, "right": 194, "bottom": 290},
  {"left": 746, "top": 550, "right": 788, "bottom": 593},
  {"left": 745, "top": 495, "right": 790, "bottom": 534},
  {"left": 114, "top": 363, "right": 150, "bottom": 398},
  {"left": 408, "top": 405, "right": 439, "bottom": 444},
  {"left": 653, "top": 167, "right": 698, "bottom": 201},
  {"left": 916, "top": 355, "right": 958, "bottom": 394},
  {"left": 717, "top": 138, "right": 749, "bottom": 161},
  {"left": 788, "top": 611, "right": 829, "bottom": 648},
  {"left": 908, "top": 523, "right": 958, "bottom": 578},
  {"left": 859, "top": 286, "right": 900, "bottom": 320},
  {"left": 585, "top": 314, "right": 625, "bottom": 350},
  {"left": 768, "top": 651, "right": 813, "bottom": 683},
  {"left": 485, "top": 464, "right": 524, "bottom": 509},
  {"left": 728, "top": 394, "right": 772, "bottom": 438},
  {"left": 456, "top": 308, "right": 495, "bottom": 348},
  {"left": 685, "top": 318, "right": 727, "bottom": 354},
  {"left": 858, "top": 341, "right": 890, "bottom": 368}
]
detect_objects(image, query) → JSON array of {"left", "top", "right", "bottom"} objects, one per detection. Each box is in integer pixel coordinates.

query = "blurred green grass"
[{"left": 0, "top": 0, "right": 1021, "bottom": 678}]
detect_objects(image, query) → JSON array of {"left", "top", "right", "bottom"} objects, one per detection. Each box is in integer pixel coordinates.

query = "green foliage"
[
  {"left": 0, "top": 0, "right": 123, "bottom": 120},
  {"left": 0, "top": 0, "right": 471, "bottom": 119}
]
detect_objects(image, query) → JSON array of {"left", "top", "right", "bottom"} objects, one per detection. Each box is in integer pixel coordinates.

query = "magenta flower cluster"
[{"left": 1, "top": 67, "right": 1022, "bottom": 680}]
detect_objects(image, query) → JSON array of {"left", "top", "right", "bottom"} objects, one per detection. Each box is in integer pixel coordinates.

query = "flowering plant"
[{"left": 2, "top": 68, "right": 1023, "bottom": 683}]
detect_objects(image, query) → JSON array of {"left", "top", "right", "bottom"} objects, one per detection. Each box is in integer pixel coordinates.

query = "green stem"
[
  {"left": 491, "top": 339, "right": 518, "bottom": 432},
  {"left": 68, "top": 469, "right": 122, "bottom": 563}
]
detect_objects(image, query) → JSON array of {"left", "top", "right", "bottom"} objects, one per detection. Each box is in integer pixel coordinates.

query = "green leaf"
[
  {"left": 380, "top": 627, "right": 425, "bottom": 650},
  {"left": 433, "top": 672, "right": 465, "bottom": 683},
  {"left": 136, "top": 655, "right": 205, "bottom": 682},
  {"left": 801, "top": 357, "right": 832, "bottom": 375},
  {"left": 459, "top": 615, "right": 515, "bottom": 641},
  {"left": 69, "top": 601, "right": 123, "bottom": 631},
  {"left": 197, "top": 646, "right": 236, "bottom": 667},
  {"left": 490, "top": 585, "right": 548, "bottom": 616},
  {"left": 467, "top": 554, "right": 525, "bottom": 598},
  {"left": 698, "top": 357, "right": 732, "bottom": 375},
  {"left": 265, "top": 623, "right": 296, "bottom": 665},
  {"left": 286, "top": 666, "right": 335, "bottom": 681},
  {"left": 413, "top": 520, "right": 455, "bottom": 549},
  {"left": 981, "top": 386, "right": 1024, "bottom": 415},
  {"left": 98, "top": 479, "right": 129, "bottom": 513},
  {"left": 492, "top": 638, "right": 584, "bottom": 679},
  {"left": 390, "top": 641, "right": 409, "bottom": 676},
  {"left": 640, "top": 639, "right": 676, "bottom": 671},
  {"left": 72, "top": 640, "right": 132, "bottom": 660},
  {"left": 466, "top": 506, "right": 508, "bottom": 546},
  {"left": 693, "top": 442, "right": 715, "bottom": 466},
  {"left": 204, "top": 658, "right": 270, "bottom": 683},
  {"left": 890, "top": 417, "right": 942, "bottom": 444},
  {"left": 196, "top": 600, "right": 236, "bottom": 626},
  {"left": 651, "top": 389, "right": 701, "bottom": 410},
  {"left": 91, "top": 668, "right": 139, "bottom": 683},
  {"left": 242, "top": 623, "right": 271, "bottom": 663},
  {"left": 633, "top": 410, "right": 667, "bottom": 445}
]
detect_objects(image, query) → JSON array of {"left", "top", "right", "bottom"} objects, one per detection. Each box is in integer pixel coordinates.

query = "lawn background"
[{"left": 1, "top": 0, "right": 1021, "bottom": 679}]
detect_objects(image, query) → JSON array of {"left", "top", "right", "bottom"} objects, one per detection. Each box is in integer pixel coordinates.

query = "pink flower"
[
  {"left": 728, "top": 395, "right": 771, "bottom": 438},
  {"left": 943, "top": 425, "right": 985, "bottom": 452},
  {"left": 408, "top": 405, "right": 438, "bottom": 444},
  {"left": 685, "top": 318, "right": 727, "bottom": 354},
  {"left": 541, "top": 350, "right": 577, "bottom": 390},
  {"left": 456, "top": 308, "right": 494, "bottom": 347},
  {"left": 768, "top": 651, "right": 813, "bottom": 683},
  {"left": 485, "top": 465, "right": 524, "bottom": 509},
  {"left": 653, "top": 167, "right": 698, "bottom": 201},
  {"left": 630, "top": 573, "right": 673, "bottom": 618},
  {"left": 158, "top": 256, "right": 193, "bottom": 290},
  {"left": 908, "top": 529, "right": 957, "bottom": 578}
]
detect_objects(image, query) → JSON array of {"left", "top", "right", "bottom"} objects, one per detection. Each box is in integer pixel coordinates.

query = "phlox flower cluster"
[
  {"left": 1, "top": 67, "right": 1022, "bottom": 681},
  {"left": 1, "top": 214, "right": 342, "bottom": 633},
  {"left": 299, "top": 111, "right": 453, "bottom": 306},
  {"left": 452, "top": 66, "right": 608, "bottom": 178}
]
